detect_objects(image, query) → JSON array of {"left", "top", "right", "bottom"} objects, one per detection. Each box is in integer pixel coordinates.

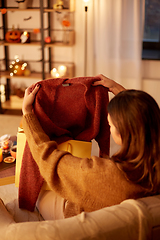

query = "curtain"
[{"left": 75, "top": 0, "right": 145, "bottom": 90}]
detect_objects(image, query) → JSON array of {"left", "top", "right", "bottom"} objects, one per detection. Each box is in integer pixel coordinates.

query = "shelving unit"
[{"left": 0, "top": 0, "right": 75, "bottom": 113}]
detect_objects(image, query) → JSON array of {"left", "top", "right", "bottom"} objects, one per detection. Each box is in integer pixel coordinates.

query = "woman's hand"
[
  {"left": 93, "top": 74, "right": 126, "bottom": 95},
  {"left": 22, "top": 84, "right": 40, "bottom": 115}
]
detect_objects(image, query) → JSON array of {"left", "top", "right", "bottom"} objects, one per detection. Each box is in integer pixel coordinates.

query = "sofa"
[{"left": 0, "top": 194, "right": 160, "bottom": 240}]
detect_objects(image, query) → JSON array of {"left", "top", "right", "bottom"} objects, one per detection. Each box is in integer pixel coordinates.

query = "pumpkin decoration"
[
  {"left": 9, "top": 56, "right": 28, "bottom": 76},
  {"left": 5, "top": 27, "right": 21, "bottom": 43}
]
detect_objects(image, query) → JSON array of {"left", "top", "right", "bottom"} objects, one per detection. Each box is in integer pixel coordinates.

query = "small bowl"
[{"left": 10, "top": 145, "right": 17, "bottom": 159}]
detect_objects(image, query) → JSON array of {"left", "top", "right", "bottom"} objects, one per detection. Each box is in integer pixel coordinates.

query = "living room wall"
[
  {"left": 142, "top": 60, "right": 160, "bottom": 106},
  {"left": 1, "top": 0, "right": 160, "bottom": 107}
]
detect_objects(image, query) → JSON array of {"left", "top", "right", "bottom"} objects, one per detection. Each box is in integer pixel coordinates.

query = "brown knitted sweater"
[{"left": 22, "top": 113, "right": 146, "bottom": 218}]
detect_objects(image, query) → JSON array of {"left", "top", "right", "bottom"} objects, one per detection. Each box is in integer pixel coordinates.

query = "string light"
[{"left": 9, "top": 56, "right": 27, "bottom": 76}]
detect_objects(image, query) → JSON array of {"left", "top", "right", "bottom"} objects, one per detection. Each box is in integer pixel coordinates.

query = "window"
[{"left": 142, "top": 0, "right": 160, "bottom": 60}]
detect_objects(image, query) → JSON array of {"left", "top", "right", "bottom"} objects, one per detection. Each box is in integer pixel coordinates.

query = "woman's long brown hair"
[{"left": 108, "top": 90, "right": 160, "bottom": 194}]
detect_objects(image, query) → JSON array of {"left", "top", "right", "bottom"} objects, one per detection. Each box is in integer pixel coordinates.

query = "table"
[{"left": 0, "top": 161, "right": 15, "bottom": 186}]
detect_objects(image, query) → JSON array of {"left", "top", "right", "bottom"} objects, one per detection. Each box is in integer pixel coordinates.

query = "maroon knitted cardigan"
[{"left": 19, "top": 77, "right": 110, "bottom": 211}]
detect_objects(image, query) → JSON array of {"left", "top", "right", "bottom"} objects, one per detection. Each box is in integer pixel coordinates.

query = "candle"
[
  {"left": 58, "top": 65, "right": 67, "bottom": 77},
  {"left": 0, "top": 148, "right": 3, "bottom": 162},
  {"left": 51, "top": 68, "right": 59, "bottom": 78}
]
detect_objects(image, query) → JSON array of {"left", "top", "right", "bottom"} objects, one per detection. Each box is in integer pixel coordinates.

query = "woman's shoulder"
[{"left": 90, "top": 155, "right": 123, "bottom": 174}]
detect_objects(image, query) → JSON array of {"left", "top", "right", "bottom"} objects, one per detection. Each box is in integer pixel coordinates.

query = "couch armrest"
[{"left": 0, "top": 197, "right": 152, "bottom": 240}]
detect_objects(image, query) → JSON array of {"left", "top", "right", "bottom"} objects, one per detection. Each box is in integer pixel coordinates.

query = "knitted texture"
[{"left": 19, "top": 77, "right": 110, "bottom": 211}]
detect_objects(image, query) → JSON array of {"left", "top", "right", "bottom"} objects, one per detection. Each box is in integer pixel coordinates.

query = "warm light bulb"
[
  {"left": 83, "top": 0, "right": 89, "bottom": 6},
  {"left": 22, "top": 63, "right": 27, "bottom": 67}
]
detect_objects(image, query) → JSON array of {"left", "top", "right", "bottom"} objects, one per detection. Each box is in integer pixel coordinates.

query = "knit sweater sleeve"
[{"left": 22, "top": 113, "right": 102, "bottom": 203}]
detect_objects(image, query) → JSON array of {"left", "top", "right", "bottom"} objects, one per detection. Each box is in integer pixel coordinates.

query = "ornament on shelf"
[
  {"left": 9, "top": 55, "right": 28, "bottom": 76},
  {"left": 58, "top": 65, "right": 67, "bottom": 76},
  {"left": 24, "top": 69, "right": 31, "bottom": 76},
  {"left": 5, "top": 27, "right": 21, "bottom": 43},
  {"left": 16, "top": 0, "right": 29, "bottom": 9},
  {"left": 51, "top": 68, "right": 60, "bottom": 78},
  {"left": 61, "top": 15, "right": 71, "bottom": 44},
  {"left": 20, "top": 31, "right": 30, "bottom": 43},
  {"left": 1, "top": 8, "right": 7, "bottom": 14},
  {"left": 62, "top": 18, "right": 71, "bottom": 28},
  {"left": 33, "top": 28, "right": 40, "bottom": 34},
  {"left": 51, "top": 65, "right": 67, "bottom": 78},
  {"left": 45, "top": 36, "right": 51, "bottom": 43},
  {"left": 53, "top": 0, "right": 64, "bottom": 10}
]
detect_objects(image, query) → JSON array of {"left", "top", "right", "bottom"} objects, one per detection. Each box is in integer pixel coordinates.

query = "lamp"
[
  {"left": 83, "top": 0, "right": 89, "bottom": 7},
  {"left": 83, "top": 0, "right": 89, "bottom": 76}
]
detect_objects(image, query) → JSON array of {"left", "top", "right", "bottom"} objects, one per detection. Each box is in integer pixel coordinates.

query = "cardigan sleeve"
[{"left": 22, "top": 113, "right": 113, "bottom": 205}]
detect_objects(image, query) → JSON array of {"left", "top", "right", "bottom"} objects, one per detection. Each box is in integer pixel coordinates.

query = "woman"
[{"left": 21, "top": 74, "right": 160, "bottom": 220}]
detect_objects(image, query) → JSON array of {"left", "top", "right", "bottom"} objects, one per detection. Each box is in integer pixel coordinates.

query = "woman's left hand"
[{"left": 22, "top": 84, "right": 40, "bottom": 115}]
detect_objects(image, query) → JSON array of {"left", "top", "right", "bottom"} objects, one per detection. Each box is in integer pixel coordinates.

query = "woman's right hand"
[{"left": 93, "top": 74, "right": 126, "bottom": 95}]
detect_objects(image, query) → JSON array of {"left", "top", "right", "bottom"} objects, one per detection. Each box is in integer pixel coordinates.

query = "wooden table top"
[{"left": 0, "top": 162, "right": 15, "bottom": 186}]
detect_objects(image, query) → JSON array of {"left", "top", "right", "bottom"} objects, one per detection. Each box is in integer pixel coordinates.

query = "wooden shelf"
[
  {"left": 0, "top": 175, "right": 15, "bottom": 186},
  {"left": 1, "top": 71, "right": 43, "bottom": 79},
  {"left": 1, "top": 62, "right": 75, "bottom": 79},
  {"left": 1, "top": 38, "right": 75, "bottom": 47},
  {"left": 0, "top": 0, "right": 75, "bottom": 112},
  {"left": 3, "top": 41, "right": 41, "bottom": 46},
  {"left": 0, "top": 7, "right": 40, "bottom": 11},
  {"left": 0, "top": 8, "right": 73, "bottom": 12},
  {"left": 44, "top": 8, "right": 74, "bottom": 13},
  {"left": 2, "top": 95, "right": 23, "bottom": 110},
  {"left": 0, "top": 1, "right": 75, "bottom": 12}
]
